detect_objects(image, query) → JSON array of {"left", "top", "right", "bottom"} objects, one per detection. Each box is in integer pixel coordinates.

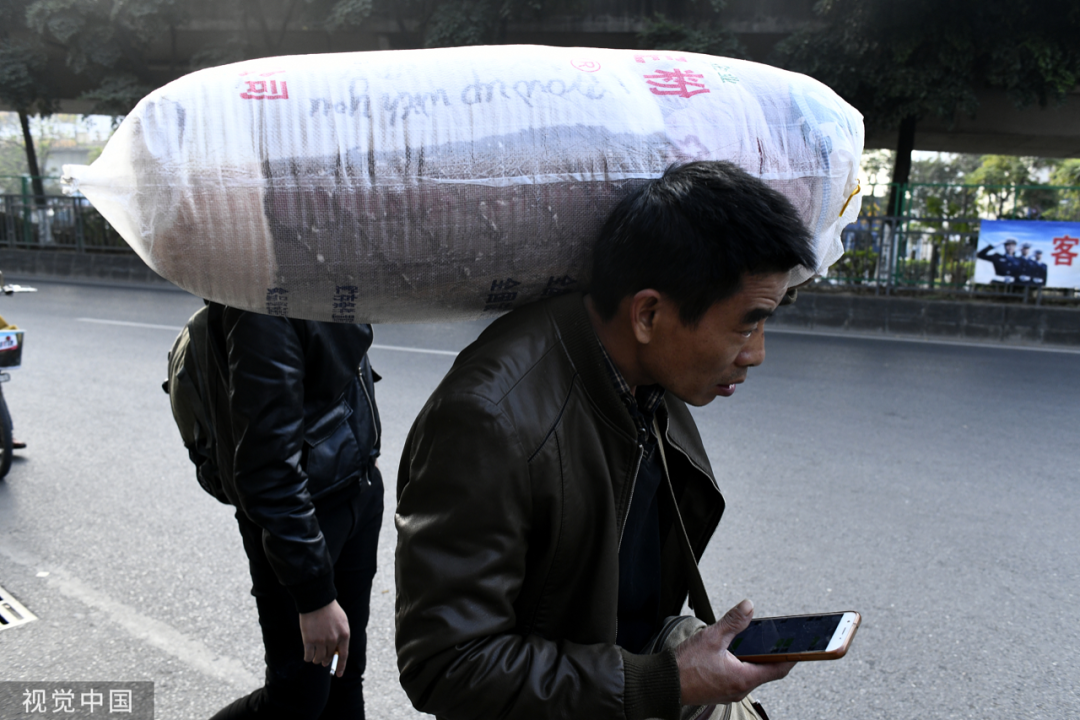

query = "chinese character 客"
[
  {"left": 81, "top": 688, "right": 104, "bottom": 712},
  {"left": 22, "top": 689, "right": 47, "bottom": 713},
  {"left": 1051, "top": 235, "right": 1078, "bottom": 266},
  {"left": 643, "top": 69, "right": 711, "bottom": 98},
  {"left": 110, "top": 689, "right": 134, "bottom": 713}
]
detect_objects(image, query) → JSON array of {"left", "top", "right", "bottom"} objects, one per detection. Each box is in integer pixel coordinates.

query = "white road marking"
[
  {"left": 0, "top": 540, "right": 260, "bottom": 690},
  {"left": 370, "top": 344, "right": 459, "bottom": 357},
  {"left": 77, "top": 318, "right": 463, "bottom": 356},
  {"left": 768, "top": 326, "right": 1080, "bottom": 355},
  {"left": 77, "top": 318, "right": 182, "bottom": 331},
  {"left": 77, "top": 315, "right": 1077, "bottom": 356}
]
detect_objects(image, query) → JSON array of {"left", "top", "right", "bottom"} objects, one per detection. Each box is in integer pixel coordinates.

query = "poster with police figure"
[
  {"left": 975, "top": 220, "right": 1079, "bottom": 289},
  {"left": 976, "top": 237, "right": 1023, "bottom": 284}
]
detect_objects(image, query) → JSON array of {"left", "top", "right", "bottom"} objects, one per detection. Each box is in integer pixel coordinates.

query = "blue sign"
[{"left": 975, "top": 220, "right": 1080, "bottom": 289}]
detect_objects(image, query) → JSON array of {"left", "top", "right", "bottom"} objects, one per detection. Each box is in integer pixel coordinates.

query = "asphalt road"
[{"left": 0, "top": 279, "right": 1077, "bottom": 719}]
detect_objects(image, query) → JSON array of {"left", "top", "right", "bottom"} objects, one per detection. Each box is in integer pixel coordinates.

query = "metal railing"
[
  {"left": 0, "top": 176, "right": 127, "bottom": 253},
  {"left": 3, "top": 175, "right": 1079, "bottom": 305}
]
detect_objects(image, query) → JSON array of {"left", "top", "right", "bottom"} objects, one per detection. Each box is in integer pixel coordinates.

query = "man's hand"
[
  {"left": 299, "top": 599, "right": 350, "bottom": 678},
  {"left": 675, "top": 599, "right": 795, "bottom": 706}
]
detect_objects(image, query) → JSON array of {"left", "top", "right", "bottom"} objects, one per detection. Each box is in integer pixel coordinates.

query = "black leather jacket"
[
  {"left": 396, "top": 293, "right": 724, "bottom": 720},
  {"left": 205, "top": 303, "right": 380, "bottom": 612}
]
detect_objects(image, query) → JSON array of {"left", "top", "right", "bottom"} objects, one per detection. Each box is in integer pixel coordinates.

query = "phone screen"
[{"left": 729, "top": 613, "right": 844, "bottom": 657}]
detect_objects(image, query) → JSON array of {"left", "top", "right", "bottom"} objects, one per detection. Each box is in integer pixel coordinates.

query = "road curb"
[
  {"left": 3, "top": 249, "right": 1078, "bottom": 346},
  {"left": 0, "top": 248, "right": 172, "bottom": 288},
  {"left": 774, "top": 292, "right": 1080, "bottom": 347}
]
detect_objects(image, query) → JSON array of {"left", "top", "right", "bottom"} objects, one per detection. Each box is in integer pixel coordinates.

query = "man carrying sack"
[{"left": 395, "top": 161, "right": 815, "bottom": 719}]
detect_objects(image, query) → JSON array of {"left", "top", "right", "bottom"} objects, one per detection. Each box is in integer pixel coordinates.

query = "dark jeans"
[{"left": 211, "top": 469, "right": 384, "bottom": 720}]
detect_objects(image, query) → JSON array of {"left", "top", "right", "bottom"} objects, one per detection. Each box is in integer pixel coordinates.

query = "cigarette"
[{"left": 329, "top": 652, "right": 339, "bottom": 675}]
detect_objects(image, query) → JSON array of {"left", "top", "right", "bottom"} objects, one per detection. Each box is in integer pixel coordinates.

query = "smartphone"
[{"left": 729, "top": 611, "right": 860, "bottom": 662}]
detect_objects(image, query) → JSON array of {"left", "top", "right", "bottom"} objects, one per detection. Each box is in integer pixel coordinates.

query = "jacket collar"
[
  {"left": 548, "top": 292, "right": 718, "bottom": 488},
  {"left": 547, "top": 292, "right": 638, "bottom": 440}
]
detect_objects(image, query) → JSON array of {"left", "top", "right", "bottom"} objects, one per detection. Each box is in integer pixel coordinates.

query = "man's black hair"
[{"left": 589, "top": 161, "right": 816, "bottom": 326}]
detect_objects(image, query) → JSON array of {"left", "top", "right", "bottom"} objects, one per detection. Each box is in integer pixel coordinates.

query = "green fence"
[
  {"left": 0, "top": 176, "right": 128, "bottom": 252},
  {"left": 4, "top": 175, "right": 1080, "bottom": 300}
]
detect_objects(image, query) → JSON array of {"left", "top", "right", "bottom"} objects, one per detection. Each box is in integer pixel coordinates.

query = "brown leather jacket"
[{"left": 396, "top": 293, "right": 725, "bottom": 720}]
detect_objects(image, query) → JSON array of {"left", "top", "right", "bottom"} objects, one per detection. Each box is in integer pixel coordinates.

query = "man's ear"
[{"left": 629, "top": 289, "right": 663, "bottom": 345}]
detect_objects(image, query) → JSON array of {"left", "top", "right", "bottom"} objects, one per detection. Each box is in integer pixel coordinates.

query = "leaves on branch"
[
  {"left": 638, "top": 13, "right": 746, "bottom": 59},
  {"left": 773, "top": 0, "right": 1080, "bottom": 132}
]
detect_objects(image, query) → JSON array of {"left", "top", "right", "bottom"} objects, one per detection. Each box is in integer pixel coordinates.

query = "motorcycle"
[{"left": 0, "top": 271, "right": 36, "bottom": 479}]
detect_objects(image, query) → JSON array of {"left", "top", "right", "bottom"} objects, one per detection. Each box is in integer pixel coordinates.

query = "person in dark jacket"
[
  {"left": 1031, "top": 249, "right": 1048, "bottom": 285},
  {"left": 395, "top": 161, "right": 817, "bottom": 720},
  {"left": 202, "top": 303, "right": 383, "bottom": 720},
  {"left": 976, "top": 238, "right": 1021, "bottom": 283}
]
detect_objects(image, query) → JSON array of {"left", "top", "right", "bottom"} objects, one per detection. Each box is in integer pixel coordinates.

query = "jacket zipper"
[
  {"left": 660, "top": 423, "right": 722, "bottom": 565},
  {"left": 614, "top": 424, "right": 647, "bottom": 641},
  {"left": 662, "top": 424, "right": 715, "bottom": 488},
  {"left": 613, "top": 433, "right": 643, "bottom": 552}
]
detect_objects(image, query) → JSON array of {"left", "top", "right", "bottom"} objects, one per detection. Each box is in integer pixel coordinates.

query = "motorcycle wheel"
[{"left": 0, "top": 385, "right": 12, "bottom": 479}]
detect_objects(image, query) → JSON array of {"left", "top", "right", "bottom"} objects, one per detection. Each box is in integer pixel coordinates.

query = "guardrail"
[
  {"left": 820, "top": 182, "right": 1080, "bottom": 306},
  {"left": 2, "top": 180, "right": 1078, "bottom": 307},
  {"left": 0, "top": 193, "right": 128, "bottom": 253}
]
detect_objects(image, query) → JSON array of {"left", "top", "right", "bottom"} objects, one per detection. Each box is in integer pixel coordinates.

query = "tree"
[
  {"left": 1047, "top": 159, "right": 1080, "bottom": 221},
  {"left": 186, "top": 0, "right": 373, "bottom": 68},
  {"left": 0, "top": 0, "right": 59, "bottom": 205},
  {"left": 23, "top": 0, "right": 577, "bottom": 122},
  {"left": 373, "top": 0, "right": 578, "bottom": 49},
  {"left": 637, "top": 1, "right": 746, "bottom": 59},
  {"left": 26, "top": 0, "right": 190, "bottom": 115},
  {"left": 774, "top": 0, "right": 1080, "bottom": 215}
]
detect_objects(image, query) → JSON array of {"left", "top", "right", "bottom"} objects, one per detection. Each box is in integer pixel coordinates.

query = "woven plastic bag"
[{"left": 63, "top": 45, "right": 863, "bottom": 323}]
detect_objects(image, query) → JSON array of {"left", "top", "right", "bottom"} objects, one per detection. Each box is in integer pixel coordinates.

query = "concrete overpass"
[{"left": 19, "top": 0, "right": 1080, "bottom": 158}]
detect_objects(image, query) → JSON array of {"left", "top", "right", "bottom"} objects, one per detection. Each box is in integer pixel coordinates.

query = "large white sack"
[{"left": 63, "top": 45, "right": 863, "bottom": 323}]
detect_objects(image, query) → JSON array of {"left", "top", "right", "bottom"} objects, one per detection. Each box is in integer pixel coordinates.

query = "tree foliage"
[
  {"left": 1048, "top": 159, "right": 1080, "bottom": 220},
  {"left": 0, "top": 0, "right": 56, "bottom": 116},
  {"left": 373, "top": 0, "right": 575, "bottom": 49},
  {"left": 0, "top": 0, "right": 60, "bottom": 198},
  {"left": 774, "top": 0, "right": 1080, "bottom": 132},
  {"left": 26, "top": 0, "right": 189, "bottom": 114},
  {"left": 773, "top": 0, "right": 1080, "bottom": 191},
  {"left": 637, "top": 7, "right": 745, "bottom": 59}
]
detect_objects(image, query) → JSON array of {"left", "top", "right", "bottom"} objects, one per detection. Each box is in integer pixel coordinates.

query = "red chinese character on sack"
[
  {"left": 1051, "top": 235, "right": 1079, "bottom": 266},
  {"left": 644, "top": 68, "right": 710, "bottom": 98},
  {"left": 241, "top": 79, "right": 289, "bottom": 100}
]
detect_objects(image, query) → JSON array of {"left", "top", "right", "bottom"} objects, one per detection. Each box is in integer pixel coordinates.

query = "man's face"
[
  {"left": 1005, "top": 242, "right": 1017, "bottom": 255},
  {"left": 638, "top": 271, "right": 789, "bottom": 407}
]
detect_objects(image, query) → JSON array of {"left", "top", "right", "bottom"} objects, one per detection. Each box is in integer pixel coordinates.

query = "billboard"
[{"left": 974, "top": 220, "right": 1080, "bottom": 289}]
